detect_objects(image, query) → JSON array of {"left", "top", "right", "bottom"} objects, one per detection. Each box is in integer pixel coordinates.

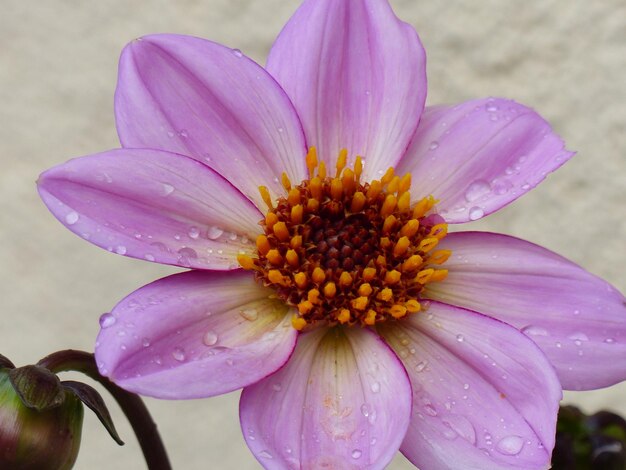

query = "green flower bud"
[{"left": 0, "top": 365, "right": 83, "bottom": 469}]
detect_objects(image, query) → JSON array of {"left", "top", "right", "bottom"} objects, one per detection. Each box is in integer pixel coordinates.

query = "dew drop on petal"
[
  {"left": 258, "top": 450, "right": 273, "bottom": 459},
  {"left": 464, "top": 180, "right": 491, "bottom": 202},
  {"left": 351, "top": 450, "right": 362, "bottom": 459},
  {"left": 496, "top": 435, "right": 525, "bottom": 455},
  {"left": 99, "top": 313, "right": 116, "bottom": 328},
  {"left": 568, "top": 332, "right": 589, "bottom": 342},
  {"left": 161, "top": 183, "right": 175, "bottom": 196},
  {"left": 115, "top": 245, "right": 127, "bottom": 255},
  {"left": 142, "top": 338, "right": 151, "bottom": 347},
  {"left": 231, "top": 48, "right": 243, "bottom": 58},
  {"left": 272, "top": 383, "right": 282, "bottom": 392},
  {"left": 172, "top": 347, "right": 186, "bottom": 362},
  {"left": 456, "top": 334, "right": 465, "bottom": 343},
  {"left": 239, "top": 308, "right": 258, "bottom": 321},
  {"left": 188, "top": 226, "right": 200, "bottom": 239},
  {"left": 370, "top": 381, "right": 381, "bottom": 393},
  {"left": 65, "top": 211, "right": 79, "bottom": 225},
  {"left": 360, "top": 404, "right": 370, "bottom": 417},
  {"left": 521, "top": 325, "right": 549, "bottom": 337},
  {"left": 207, "top": 226, "right": 224, "bottom": 240},
  {"left": 429, "top": 141, "right": 440, "bottom": 150},
  {"left": 469, "top": 206, "right": 484, "bottom": 221},
  {"left": 203, "top": 330, "right": 219, "bottom": 346},
  {"left": 415, "top": 361, "right": 428, "bottom": 372}
]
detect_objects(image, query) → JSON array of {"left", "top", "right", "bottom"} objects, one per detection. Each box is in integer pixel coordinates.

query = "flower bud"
[{"left": 0, "top": 363, "right": 83, "bottom": 469}]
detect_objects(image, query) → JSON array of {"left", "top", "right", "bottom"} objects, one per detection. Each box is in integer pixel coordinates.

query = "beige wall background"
[{"left": 1, "top": 0, "right": 624, "bottom": 468}]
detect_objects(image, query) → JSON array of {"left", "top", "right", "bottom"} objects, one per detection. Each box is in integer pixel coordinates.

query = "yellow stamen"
[
  {"left": 377, "top": 287, "right": 393, "bottom": 302},
  {"left": 258, "top": 186, "right": 273, "bottom": 210},
  {"left": 273, "top": 221, "right": 290, "bottom": 242},
  {"left": 330, "top": 178, "right": 343, "bottom": 200},
  {"left": 366, "top": 180, "right": 382, "bottom": 201},
  {"left": 339, "top": 271, "right": 353, "bottom": 287},
  {"left": 312, "top": 267, "right": 326, "bottom": 284},
  {"left": 306, "top": 198, "right": 320, "bottom": 213},
  {"left": 290, "top": 235, "right": 302, "bottom": 249},
  {"left": 323, "top": 282, "right": 337, "bottom": 298},
  {"left": 384, "top": 270, "right": 401, "bottom": 285},
  {"left": 429, "top": 250, "right": 452, "bottom": 265},
  {"left": 292, "top": 315, "right": 307, "bottom": 331},
  {"left": 400, "top": 219, "right": 420, "bottom": 238},
  {"left": 376, "top": 255, "right": 387, "bottom": 267},
  {"left": 413, "top": 195, "right": 436, "bottom": 218},
  {"left": 387, "top": 176, "right": 400, "bottom": 194},
  {"left": 268, "top": 269, "right": 286, "bottom": 285},
  {"left": 416, "top": 268, "right": 434, "bottom": 284},
  {"left": 380, "top": 237, "right": 391, "bottom": 249},
  {"left": 318, "top": 161, "right": 327, "bottom": 178},
  {"left": 381, "top": 167, "right": 395, "bottom": 186},
  {"left": 354, "top": 156, "right": 363, "bottom": 182},
  {"left": 306, "top": 147, "right": 318, "bottom": 177},
  {"left": 337, "top": 308, "right": 351, "bottom": 324},
  {"left": 405, "top": 299, "right": 421, "bottom": 313},
  {"left": 266, "top": 249, "right": 283, "bottom": 266},
  {"left": 288, "top": 188, "right": 300, "bottom": 206},
  {"left": 382, "top": 215, "right": 397, "bottom": 234},
  {"left": 294, "top": 272, "right": 307, "bottom": 289},
  {"left": 265, "top": 212, "right": 279, "bottom": 230},
  {"left": 351, "top": 296, "right": 369, "bottom": 311},
  {"left": 350, "top": 191, "right": 366, "bottom": 213},
  {"left": 418, "top": 237, "right": 439, "bottom": 253},
  {"left": 430, "top": 269, "right": 449, "bottom": 282},
  {"left": 310, "top": 177, "right": 323, "bottom": 200},
  {"left": 389, "top": 304, "right": 407, "bottom": 319},
  {"left": 291, "top": 204, "right": 303, "bottom": 224},
  {"left": 397, "top": 191, "right": 411, "bottom": 212},
  {"left": 342, "top": 168, "right": 355, "bottom": 194},
  {"left": 357, "top": 283, "right": 372, "bottom": 297},
  {"left": 393, "top": 236, "right": 410, "bottom": 257},
  {"left": 380, "top": 194, "right": 397, "bottom": 217},
  {"left": 364, "top": 309, "right": 377, "bottom": 325},
  {"left": 429, "top": 223, "right": 448, "bottom": 240},
  {"left": 307, "top": 289, "right": 321, "bottom": 304},
  {"left": 399, "top": 174, "right": 412, "bottom": 194},
  {"left": 362, "top": 267, "right": 377, "bottom": 282},
  {"left": 402, "top": 254, "right": 423, "bottom": 272},
  {"left": 336, "top": 148, "right": 348, "bottom": 177},
  {"left": 256, "top": 235, "right": 271, "bottom": 255},
  {"left": 237, "top": 254, "right": 255, "bottom": 270},
  {"left": 285, "top": 249, "right": 299, "bottom": 267},
  {"left": 298, "top": 300, "right": 313, "bottom": 314},
  {"left": 281, "top": 172, "right": 291, "bottom": 191}
]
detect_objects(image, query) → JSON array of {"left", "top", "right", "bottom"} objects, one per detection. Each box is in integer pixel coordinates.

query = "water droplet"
[
  {"left": 65, "top": 211, "right": 79, "bottom": 225},
  {"left": 469, "top": 206, "right": 484, "bottom": 221},
  {"left": 239, "top": 309, "right": 258, "bottom": 321},
  {"left": 429, "top": 141, "right": 440, "bottom": 150},
  {"left": 360, "top": 404, "right": 370, "bottom": 417},
  {"left": 351, "top": 449, "right": 362, "bottom": 459},
  {"left": 271, "top": 383, "right": 282, "bottom": 392},
  {"left": 370, "top": 437, "right": 377, "bottom": 445},
  {"left": 456, "top": 334, "right": 465, "bottom": 343},
  {"left": 231, "top": 48, "right": 243, "bottom": 58},
  {"left": 568, "top": 332, "right": 589, "bottom": 342},
  {"left": 179, "top": 129, "right": 188, "bottom": 138},
  {"left": 492, "top": 179, "right": 513, "bottom": 195},
  {"left": 521, "top": 325, "right": 549, "bottom": 337},
  {"left": 115, "top": 245, "right": 127, "bottom": 255},
  {"left": 370, "top": 381, "right": 381, "bottom": 393},
  {"left": 424, "top": 404, "right": 438, "bottom": 416},
  {"left": 496, "top": 435, "right": 525, "bottom": 455},
  {"left": 188, "top": 226, "right": 200, "bottom": 239},
  {"left": 605, "top": 338, "right": 616, "bottom": 344},
  {"left": 463, "top": 383, "right": 470, "bottom": 390},
  {"left": 144, "top": 254, "right": 156, "bottom": 261},
  {"left": 464, "top": 180, "right": 491, "bottom": 202},
  {"left": 203, "top": 330, "right": 219, "bottom": 346},
  {"left": 99, "top": 313, "right": 116, "bottom": 328},
  {"left": 207, "top": 226, "right": 224, "bottom": 240},
  {"left": 142, "top": 338, "right": 151, "bottom": 347},
  {"left": 172, "top": 347, "right": 186, "bottom": 362},
  {"left": 415, "top": 361, "right": 428, "bottom": 372},
  {"left": 521, "top": 182, "right": 531, "bottom": 190},
  {"left": 486, "top": 102, "right": 499, "bottom": 112},
  {"left": 259, "top": 450, "right": 273, "bottom": 459},
  {"left": 161, "top": 183, "right": 175, "bottom": 196}
]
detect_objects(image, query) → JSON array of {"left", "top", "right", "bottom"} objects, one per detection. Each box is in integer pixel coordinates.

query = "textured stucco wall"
[{"left": 0, "top": 0, "right": 624, "bottom": 468}]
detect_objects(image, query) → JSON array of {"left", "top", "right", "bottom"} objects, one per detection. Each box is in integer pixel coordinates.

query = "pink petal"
[
  {"left": 38, "top": 148, "right": 262, "bottom": 270},
  {"left": 115, "top": 34, "right": 307, "bottom": 209},
  {"left": 379, "top": 301, "right": 561, "bottom": 470},
  {"left": 95, "top": 270, "right": 297, "bottom": 399},
  {"left": 396, "top": 98, "right": 574, "bottom": 223},
  {"left": 427, "top": 231, "right": 626, "bottom": 390},
  {"left": 267, "top": 0, "right": 426, "bottom": 180},
  {"left": 239, "top": 327, "right": 411, "bottom": 469}
]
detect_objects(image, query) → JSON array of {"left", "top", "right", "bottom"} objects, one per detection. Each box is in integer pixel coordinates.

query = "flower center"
[{"left": 238, "top": 148, "right": 450, "bottom": 330}]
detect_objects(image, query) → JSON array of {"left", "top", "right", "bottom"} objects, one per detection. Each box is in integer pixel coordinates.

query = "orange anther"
[
  {"left": 266, "top": 249, "right": 283, "bottom": 266},
  {"left": 366, "top": 180, "right": 382, "bottom": 201},
  {"left": 364, "top": 309, "right": 377, "bottom": 325},
  {"left": 237, "top": 254, "right": 255, "bottom": 270},
  {"left": 290, "top": 235, "right": 302, "bottom": 249},
  {"left": 330, "top": 178, "right": 343, "bottom": 200},
  {"left": 292, "top": 315, "right": 307, "bottom": 331},
  {"left": 377, "top": 287, "right": 393, "bottom": 302},
  {"left": 350, "top": 191, "right": 366, "bottom": 213},
  {"left": 429, "top": 223, "right": 448, "bottom": 240},
  {"left": 397, "top": 191, "right": 411, "bottom": 212},
  {"left": 258, "top": 186, "right": 273, "bottom": 210},
  {"left": 337, "top": 309, "right": 351, "bottom": 324},
  {"left": 418, "top": 237, "right": 439, "bottom": 253},
  {"left": 306, "top": 198, "right": 320, "bottom": 213},
  {"left": 339, "top": 271, "right": 353, "bottom": 287},
  {"left": 387, "top": 176, "right": 400, "bottom": 194},
  {"left": 429, "top": 250, "right": 451, "bottom": 265},
  {"left": 430, "top": 269, "right": 449, "bottom": 282},
  {"left": 281, "top": 172, "right": 291, "bottom": 191},
  {"left": 256, "top": 234, "right": 271, "bottom": 255},
  {"left": 307, "top": 289, "right": 321, "bottom": 304},
  {"left": 273, "top": 221, "right": 290, "bottom": 241},
  {"left": 291, "top": 204, "right": 303, "bottom": 224},
  {"left": 288, "top": 188, "right": 301, "bottom": 206},
  {"left": 265, "top": 212, "right": 279, "bottom": 230},
  {"left": 336, "top": 148, "right": 348, "bottom": 177},
  {"left": 312, "top": 267, "right": 326, "bottom": 284},
  {"left": 306, "top": 147, "right": 318, "bottom": 177},
  {"left": 382, "top": 215, "right": 397, "bottom": 234},
  {"left": 323, "top": 282, "right": 337, "bottom": 298},
  {"left": 380, "top": 194, "right": 397, "bottom": 217},
  {"left": 285, "top": 249, "right": 299, "bottom": 267},
  {"left": 357, "top": 283, "right": 372, "bottom": 297},
  {"left": 384, "top": 270, "right": 401, "bottom": 285},
  {"left": 381, "top": 167, "right": 395, "bottom": 185},
  {"left": 362, "top": 267, "right": 377, "bottom": 281},
  {"left": 310, "top": 176, "right": 323, "bottom": 200},
  {"left": 402, "top": 254, "right": 423, "bottom": 272},
  {"left": 416, "top": 268, "right": 434, "bottom": 284},
  {"left": 351, "top": 296, "right": 369, "bottom": 311},
  {"left": 389, "top": 304, "right": 407, "bottom": 319},
  {"left": 294, "top": 272, "right": 307, "bottom": 289},
  {"left": 393, "top": 236, "right": 410, "bottom": 257},
  {"left": 405, "top": 299, "right": 421, "bottom": 313},
  {"left": 298, "top": 300, "right": 313, "bottom": 314},
  {"left": 400, "top": 219, "right": 420, "bottom": 238}
]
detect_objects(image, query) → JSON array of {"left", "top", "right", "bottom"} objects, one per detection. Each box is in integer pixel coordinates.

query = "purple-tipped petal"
[
  {"left": 239, "top": 327, "right": 411, "bottom": 470},
  {"left": 427, "top": 231, "right": 626, "bottom": 390},
  {"left": 115, "top": 34, "right": 307, "bottom": 209},
  {"left": 396, "top": 98, "right": 574, "bottom": 223},
  {"left": 267, "top": 0, "right": 426, "bottom": 179},
  {"left": 38, "top": 148, "right": 262, "bottom": 270},
  {"left": 379, "top": 301, "right": 561, "bottom": 470},
  {"left": 95, "top": 270, "right": 297, "bottom": 399}
]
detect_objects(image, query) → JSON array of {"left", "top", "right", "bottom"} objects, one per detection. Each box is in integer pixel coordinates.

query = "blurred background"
[{"left": 0, "top": 0, "right": 624, "bottom": 468}]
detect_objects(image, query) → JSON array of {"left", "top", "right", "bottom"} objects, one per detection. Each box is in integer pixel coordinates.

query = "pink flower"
[{"left": 37, "top": 0, "right": 625, "bottom": 468}]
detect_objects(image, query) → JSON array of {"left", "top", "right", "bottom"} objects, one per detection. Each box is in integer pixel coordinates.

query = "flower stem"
[{"left": 38, "top": 349, "right": 171, "bottom": 470}]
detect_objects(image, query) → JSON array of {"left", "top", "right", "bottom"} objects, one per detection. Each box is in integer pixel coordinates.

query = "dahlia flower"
[{"left": 38, "top": 0, "right": 625, "bottom": 468}]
